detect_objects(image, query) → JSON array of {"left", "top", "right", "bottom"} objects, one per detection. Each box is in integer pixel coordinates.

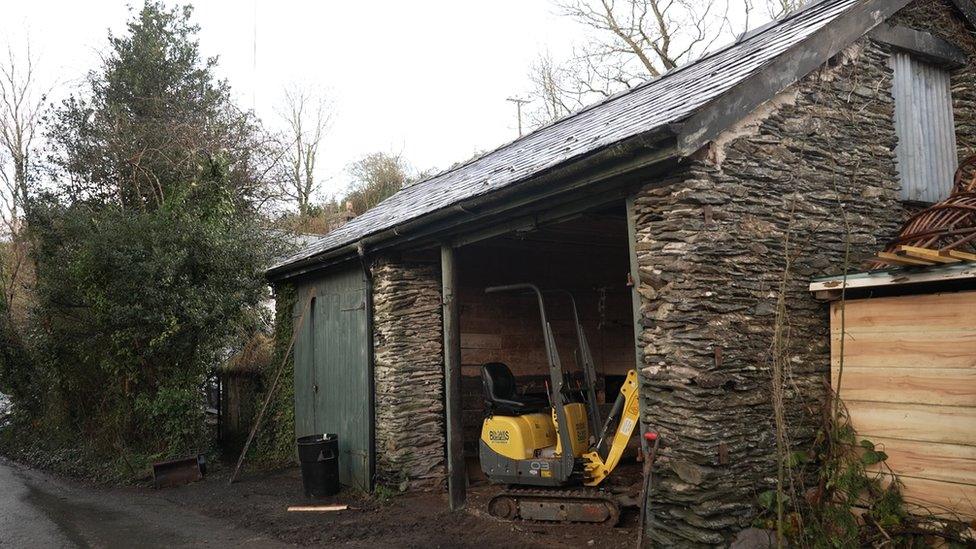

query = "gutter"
[{"left": 267, "top": 127, "right": 678, "bottom": 282}]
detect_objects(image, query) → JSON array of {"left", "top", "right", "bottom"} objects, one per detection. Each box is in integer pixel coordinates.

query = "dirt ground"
[
  {"left": 158, "top": 464, "right": 643, "bottom": 548},
  {"left": 0, "top": 457, "right": 287, "bottom": 547}
]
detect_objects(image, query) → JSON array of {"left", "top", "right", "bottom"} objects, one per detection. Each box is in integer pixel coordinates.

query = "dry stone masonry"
[
  {"left": 631, "top": 33, "right": 934, "bottom": 545},
  {"left": 372, "top": 258, "right": 446, "bottom": 490}
]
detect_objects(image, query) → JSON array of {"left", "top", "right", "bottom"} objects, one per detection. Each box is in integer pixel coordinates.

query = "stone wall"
[
  {"left": 631, "top": 40, "right": 908, "bottom": 545},
  {"left": 372, "top": 257, "right": 446, "bottom": 490}
]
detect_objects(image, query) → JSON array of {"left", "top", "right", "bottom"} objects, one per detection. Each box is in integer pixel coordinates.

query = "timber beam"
[
  {"left": 440, "top": 245, "right": 465, "bottom": 510},
  {"left": 869, "top": 24, "right": 969, "bottom": 69}
]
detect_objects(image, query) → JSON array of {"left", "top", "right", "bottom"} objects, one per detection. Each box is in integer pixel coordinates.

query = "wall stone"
[
  {"left": 632, "top": 40, "right": 908, "bottom": 545},
  {"left": 372, "top": 257, "right": 446, "bottom": 490}
]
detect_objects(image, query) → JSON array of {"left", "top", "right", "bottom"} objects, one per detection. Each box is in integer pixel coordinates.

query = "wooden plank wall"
[
  {"left": 830, "top": 291, "right": 976, "bottom": 518},
  {"left": 459, "top": 288, "right": 633, "bottom": 379},
  {"left": 457, "top": 240, "right": 634, "bottom": 381}
]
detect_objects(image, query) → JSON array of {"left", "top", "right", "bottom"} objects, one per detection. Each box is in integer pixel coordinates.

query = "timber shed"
[
  {"left": 268, "top": 0, "right": 976, "bottom": 544},
  {"left": 810, "top": 263, "right": 976, "bottom": 519}
]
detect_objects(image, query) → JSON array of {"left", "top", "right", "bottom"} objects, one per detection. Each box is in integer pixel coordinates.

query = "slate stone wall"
[
  {"left": 631, "top": 40, "right": 906, "bottom": 546},
  {"left": 372, "top": 258, "right": 446, "bottom": 490}
]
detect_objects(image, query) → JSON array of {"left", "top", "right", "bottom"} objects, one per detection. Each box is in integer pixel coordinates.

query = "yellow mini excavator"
[{"left": 479, "top": 284, "right": 642, "bottom": 525}]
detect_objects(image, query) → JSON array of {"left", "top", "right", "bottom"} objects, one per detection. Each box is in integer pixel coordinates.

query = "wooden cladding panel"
[
  {"left": 832, "top": 367, "right": 976, "bottom": 406},
  {"left": 830, "top": 330, "right": 976, "bottom": 370},
  {"left": 870, "top": 436, "right": 976, "bottom": 486},
  {"left": 844, "top": 400, "right": 976, "bottom": 446},
  {"left": 881, "top": 474, "right": 976, "bottom": 518},
  {"left": 830, "top": 292, "right": 975, "bottom": 331},
  {"left": 459, "top": 290, "right": 634, "bottom": 378},
  {"left": 831, "top": 291, "right": 976, "bottom": 519}
]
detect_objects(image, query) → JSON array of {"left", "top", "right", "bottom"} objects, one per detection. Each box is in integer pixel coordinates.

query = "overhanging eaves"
[{"left": 676, "top": 0, "right": 913, "bottom": 156}]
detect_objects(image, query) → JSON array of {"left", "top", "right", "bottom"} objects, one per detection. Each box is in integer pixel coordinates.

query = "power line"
[{"left": 252, "top": 0, "right": 257, "bottom": 111}]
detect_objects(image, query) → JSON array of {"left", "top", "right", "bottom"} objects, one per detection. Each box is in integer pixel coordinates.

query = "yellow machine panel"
[
  {"left": 553, "top": 403, "right": 590, "bottom": 457},
  {"left": 481, "top": 413, "right": 556, "bottom": 461},
  {"left": 583, "top": 370, "right": 640, "bottom": 486}
]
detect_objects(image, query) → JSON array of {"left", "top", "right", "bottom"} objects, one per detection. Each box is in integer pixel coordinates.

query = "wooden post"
[
  {"left": 625, "top": 197, "right": 645, "bottom": 387},
  {"left": 626, "top": 195, "right": 653, "bottom": 543},
  {"left": 441, "top": 244, "right": 466, "bottom": 510}
]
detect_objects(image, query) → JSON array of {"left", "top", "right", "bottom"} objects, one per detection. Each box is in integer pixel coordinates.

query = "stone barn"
[{"left": 267, "top": 0, "right": 976, "bottom": 544}]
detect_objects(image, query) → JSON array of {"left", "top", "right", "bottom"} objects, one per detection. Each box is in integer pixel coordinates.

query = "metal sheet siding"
[
  {"left": 293, "top": 265, "right": 372, "bottom": 490},
  {"left": 891, "top": 52, "right": 958, "bottom": 203}
]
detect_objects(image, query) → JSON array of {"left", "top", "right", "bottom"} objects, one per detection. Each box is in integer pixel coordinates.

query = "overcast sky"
[{"left": 2, "top": 1, "right": 764, "bottom": 202}]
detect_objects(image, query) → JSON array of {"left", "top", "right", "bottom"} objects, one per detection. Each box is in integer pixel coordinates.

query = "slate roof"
[{"left": 272, "top": 0, "right": 865, "bottom": 274}]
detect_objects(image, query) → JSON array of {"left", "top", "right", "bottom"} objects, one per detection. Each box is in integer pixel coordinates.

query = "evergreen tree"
[
  {"left": 48, "top": 2, "right": 267, "bottom": 210},
  {"left": 13, "top": 2, "right": 274, "bottom": 462}
]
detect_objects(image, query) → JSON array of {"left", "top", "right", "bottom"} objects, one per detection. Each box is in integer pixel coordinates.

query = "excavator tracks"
[{"left": 487, "top": 487, "right": 621, "bottom": 526}]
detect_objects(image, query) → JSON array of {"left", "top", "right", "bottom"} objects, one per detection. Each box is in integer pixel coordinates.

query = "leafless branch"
[
  {"left": 0, "top": 38, "right": 47, "bottom": 325},
  {"left": 273, "top": 85, "right": 334, "bottom": 217},
  {"left": 524, "top": 0, "right": 747, "bottom": 130},
  {"left": 0, "top": 40, "right": 46, "bottom": 236}
]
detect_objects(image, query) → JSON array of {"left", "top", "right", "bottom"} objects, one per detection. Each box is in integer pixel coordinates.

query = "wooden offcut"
[
  {"left": 831, "top": 291, "right": 976, "bottom": 519},
  {"left": 287, "top": 505, "right": 348, "bottom": 512},
  {"left": 946, "top": 249, "right": 976, "bottom": 261},
  {"left": 895, "top": 245, "right": 960, "bottom": 264},
  {"left": 874, "top": 244, "right": 976, "bottom": 267},
  {"left": 875, "top": 251, "right": 930, "bottom": 266}
]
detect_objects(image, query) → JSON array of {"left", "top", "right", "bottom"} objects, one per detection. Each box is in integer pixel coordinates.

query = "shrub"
[{"left": 22, "top": 156, "right": 271, "bottom": 457}]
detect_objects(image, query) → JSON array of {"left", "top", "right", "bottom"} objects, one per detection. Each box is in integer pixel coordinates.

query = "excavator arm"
[{"left": 582, "top": 369, "right": 641, "bottom": 486}]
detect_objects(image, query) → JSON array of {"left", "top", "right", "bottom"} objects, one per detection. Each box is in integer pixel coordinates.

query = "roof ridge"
[
  {"left": 270, "top": 0, "right": 870, "bottom": 276},
  {"left": 404, "top": 0, "right": 852, "bottom": 189}
]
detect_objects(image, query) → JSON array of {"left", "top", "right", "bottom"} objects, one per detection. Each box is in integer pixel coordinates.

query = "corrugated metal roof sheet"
[
  {"left": 274, "top": 0, "right": 863, "bottom": 272},
  {"left": 891, "top": 52, "right": 958, "bottom": 203}
]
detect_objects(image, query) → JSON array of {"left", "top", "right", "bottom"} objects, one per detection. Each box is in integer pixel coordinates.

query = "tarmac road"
[{"left": 0, "top": 457, "right": 288, "bottom": 548}]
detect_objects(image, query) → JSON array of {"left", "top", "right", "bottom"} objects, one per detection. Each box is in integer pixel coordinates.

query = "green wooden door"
[{"left": 294, "top": 265, "right": 371, "bottom": 491}]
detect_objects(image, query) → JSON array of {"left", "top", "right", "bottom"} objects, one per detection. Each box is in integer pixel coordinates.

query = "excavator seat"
[{"left": 481, "top": 362, "right": 549, "bottom": 416}]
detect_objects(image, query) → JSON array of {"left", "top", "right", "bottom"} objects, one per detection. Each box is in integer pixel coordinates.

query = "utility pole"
[
  {"left": 252, "top": 0, "right": 258, "bottom": 111},
  {"left": 506, "top": 96, "right": 530, "bottom": 137}
]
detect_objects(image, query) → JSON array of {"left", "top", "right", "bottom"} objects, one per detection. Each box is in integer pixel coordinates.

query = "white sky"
[{"left": 1, "top": 1, "right": 765, "bottom": 203}]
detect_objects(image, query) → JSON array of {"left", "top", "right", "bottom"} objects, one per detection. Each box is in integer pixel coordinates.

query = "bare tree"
[
  {"left": 0, "top": 42, "right": 45, "bottom": 324},
  {"left": 276, "top": 86, "right": 333, "bottom": 217},
  {"left": 526, "top": 52, "right": 585, "bottom": 128},
  {"left": 527, "top": 0, "right": 802, "bottom": 128},
  {"left": 561, "top": 0, "right": 733, "bottom": 82},
  {"left": 762, "top": 0, "right": 803, "bottom": 20},
  {"left": 0, "top": 43, "right": 44, "bottom": 237}
]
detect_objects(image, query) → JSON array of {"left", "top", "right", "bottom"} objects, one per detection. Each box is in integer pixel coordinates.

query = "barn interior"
[{"left": 454, "top": 201, "right": 640, "bottom": 483}]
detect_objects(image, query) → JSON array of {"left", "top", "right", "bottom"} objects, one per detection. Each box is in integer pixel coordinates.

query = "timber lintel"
[{"left": 869, "top": 24, "right": 969, "bottom": 69}]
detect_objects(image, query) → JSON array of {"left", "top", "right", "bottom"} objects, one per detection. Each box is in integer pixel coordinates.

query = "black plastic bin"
[{"left": 297, "top": 434, "right": 340, "bottom": 497}]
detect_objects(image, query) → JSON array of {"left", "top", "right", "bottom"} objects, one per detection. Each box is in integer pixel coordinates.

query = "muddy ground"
[
  {"left": 158, "top": 464, "right": 643, "bottom": 548},
  {"left": 0, "top": 457, "right": 287, "bottom": 547}
]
